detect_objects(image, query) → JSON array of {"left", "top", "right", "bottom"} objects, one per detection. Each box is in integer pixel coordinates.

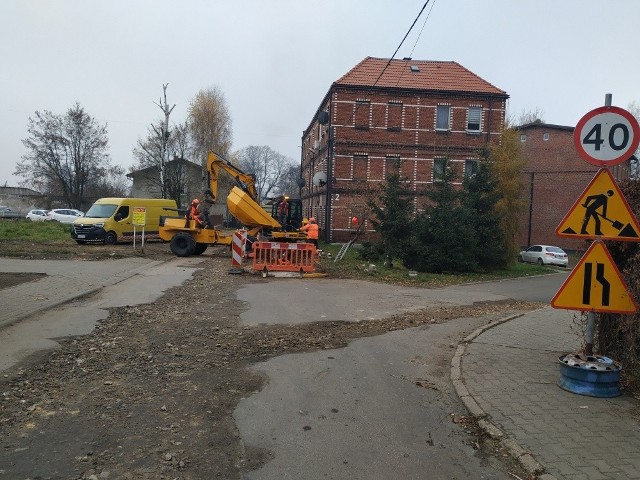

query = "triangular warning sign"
[
  {"left": 552, "top": 241, "right": 637, "bottom": 313},
  {"left": 556, "top": 168, "right": 640, "bottom": 241}
]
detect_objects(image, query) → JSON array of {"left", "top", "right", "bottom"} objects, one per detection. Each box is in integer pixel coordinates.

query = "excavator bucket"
[{"left": 227, "top": 186, "right": 281, "bottom": 230}]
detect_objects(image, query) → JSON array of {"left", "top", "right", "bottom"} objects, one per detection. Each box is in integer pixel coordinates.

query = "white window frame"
[
  {"left": 467, "top": 106, "right": 482, "bottom": 133},
  {"left": 435, "top": 105, "right": 451, "bottom": 131},
  {"left": 464, "top": 159, "right": 478, "bottom": 178},
  {"left": 433, "top": 157, "right": 447, "bottom": 181},
  {"left": 520, "top": 134, "right": 527, "bottom": 142}
]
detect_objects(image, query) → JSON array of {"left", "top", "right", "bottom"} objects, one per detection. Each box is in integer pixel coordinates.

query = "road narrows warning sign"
[{"left": 551, "top": 240, "right": 638, "bottom": 314}]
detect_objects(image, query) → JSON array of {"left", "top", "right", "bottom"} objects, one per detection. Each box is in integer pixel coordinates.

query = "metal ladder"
[{"left": 334, "top": 240, "right": 354, "bottom": 262}]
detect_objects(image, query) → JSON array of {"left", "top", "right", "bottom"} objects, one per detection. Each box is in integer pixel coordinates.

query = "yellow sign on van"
[
  {"left": 551, "top": 241, "right": 637, "bottom": 313},
  {"left": 132, "top": 207, "right": 146, "bottom": 226},
  {"left": 556, "top": 168, "right": 640, "bottom": 241}
]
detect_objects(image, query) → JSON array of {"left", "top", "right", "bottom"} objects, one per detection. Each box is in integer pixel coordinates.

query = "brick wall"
[
  {"left": 516, "top": 124, "right": 630, "bottom": 251},
  {"left": 301, "top": 87, "right": 507, "bottom": 242}
]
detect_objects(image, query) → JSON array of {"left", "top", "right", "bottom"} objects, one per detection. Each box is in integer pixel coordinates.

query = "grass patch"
[
  {"left": 0, "top": 220, "right": 72, "bottom": 242},
  {"left": 318, "top": 241, "right": 558, "bottom": 287}
]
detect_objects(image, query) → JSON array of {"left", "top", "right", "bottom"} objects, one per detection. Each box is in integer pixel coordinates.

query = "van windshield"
[{"left": 84, "top": 204, "right": 117, "bottom": 218}]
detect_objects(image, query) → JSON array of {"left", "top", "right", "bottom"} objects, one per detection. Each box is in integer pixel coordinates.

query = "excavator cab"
[{"left": 271, "top": 198, "right": 303, "bottom": 231}]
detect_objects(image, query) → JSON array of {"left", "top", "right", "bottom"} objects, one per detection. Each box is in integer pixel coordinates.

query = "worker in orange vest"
[
  {"left": 277, "top": 196, "right": 289, "bottom": 231},
  {"left": 186, "top": 198, "right": 204, "bottom": 227},
  {"left": 300, "top": 217, "right": 319, "bottom": 247}
]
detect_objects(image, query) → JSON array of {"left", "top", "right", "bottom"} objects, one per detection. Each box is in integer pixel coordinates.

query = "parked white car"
[
  {"left": 46, "top": 209, "right": 84, "bottom": 224},
  {"left": 26, "top": 209, "right": 50, "bottom": 221},
  {"left": 518, "top": 245, "right": 569, "bottom": 267}
]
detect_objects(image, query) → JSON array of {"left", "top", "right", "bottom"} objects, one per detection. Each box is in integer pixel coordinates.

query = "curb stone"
[{"left": 451, "top": 308, "right": 558, "bottom": 480}]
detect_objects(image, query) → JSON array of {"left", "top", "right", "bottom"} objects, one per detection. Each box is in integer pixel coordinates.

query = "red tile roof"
[{"left": 335, "top": 57, "right": 506, "bottom": 96}]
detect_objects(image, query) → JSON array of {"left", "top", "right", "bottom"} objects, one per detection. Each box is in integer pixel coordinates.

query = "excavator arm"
[
  {"left": 206, "top": 151, "right": 259, "bottom": 203},
  {"left": 159, "top": 151, "right": 306, "bottom": 257}
]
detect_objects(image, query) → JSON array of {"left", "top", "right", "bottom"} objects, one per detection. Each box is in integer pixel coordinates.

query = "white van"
[{"left": 71, "top": 198, "right": 178, "bottom": 244}]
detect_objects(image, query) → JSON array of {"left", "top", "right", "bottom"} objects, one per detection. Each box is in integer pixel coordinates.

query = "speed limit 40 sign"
[{"left": 574, "top": 106, "right": 640, "bottom": 166}]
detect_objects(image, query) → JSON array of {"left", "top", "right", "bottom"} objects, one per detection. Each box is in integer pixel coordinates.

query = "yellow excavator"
[{"left": 159, "top": 151, "right": 307, "bottom": 257}]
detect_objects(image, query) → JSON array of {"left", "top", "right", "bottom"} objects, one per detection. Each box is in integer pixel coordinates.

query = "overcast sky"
[{"left": 1, "top": 0, "right": 638, "bottom": 188}]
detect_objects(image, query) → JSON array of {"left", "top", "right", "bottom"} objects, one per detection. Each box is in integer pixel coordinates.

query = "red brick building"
[
  {"left": 516, "top": 121, "right": 630, "bottom": 251},
  {"left": 300, "top": 57, "right": 509, "bottom": 243}
]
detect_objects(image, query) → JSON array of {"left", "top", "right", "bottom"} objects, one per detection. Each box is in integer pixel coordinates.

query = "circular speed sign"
[{"left": 574, "top": 106, "right": 640, "bottom": 166}]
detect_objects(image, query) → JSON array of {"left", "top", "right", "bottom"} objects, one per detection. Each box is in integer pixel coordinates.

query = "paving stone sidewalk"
[
  {"left": 0, "top": 257, "right": 162, "bottom": 328},
  {"left": 458, "top": 307, "right": 640, "bottom": 480}
]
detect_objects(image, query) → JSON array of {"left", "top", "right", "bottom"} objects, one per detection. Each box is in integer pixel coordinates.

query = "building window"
[
  {"left": 436, "top": 105, "right": 450, "bottom": 131},
  {"left": 433, "top": 158, "right": 447, "bottom": 181},
  {"left": 388, "top": 102, "right": 402, "bottom": 131},
  {"left": 353, "top": 154, "right": 368, "bottom": 180},
  {"left": 385, "top": 156, "right": 401, "bottom": 178},
  {"left": 543, "top": 132, "right": 549, "bottom": 141},
  {"left": 520, "top": 134, "right": 527, "bottom": 142},
  {"left": 467, "top": 106, "right": 482, "bottom": 132},
  {"left": 464, "top": 160, "right": 478, "bottom": 178},
  {"left": 355, "top": 101, "right": 370, "bottom": 129}
]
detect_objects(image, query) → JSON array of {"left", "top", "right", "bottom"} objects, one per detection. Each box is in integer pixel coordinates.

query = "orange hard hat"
[{"left": 192, "top": 198, "right": 200, "bottom": 205}]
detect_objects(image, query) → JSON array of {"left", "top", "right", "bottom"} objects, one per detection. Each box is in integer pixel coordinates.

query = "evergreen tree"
[
  {"left": 463, "top": 159, "right": 508, "bottom": 270},
  {"left": 402, "top": 159, "right": 477, "bottom": 273},
  {"left": 367, "top": 158, "right": 413, "bottom": 265}
]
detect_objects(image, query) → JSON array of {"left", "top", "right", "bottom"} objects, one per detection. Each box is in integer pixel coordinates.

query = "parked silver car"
[
  {"left": 0, "top": 206, "right": 22, "bottom": 220},
  {"left": 518, "top": 245, "right": 569, "bottom": 267}
]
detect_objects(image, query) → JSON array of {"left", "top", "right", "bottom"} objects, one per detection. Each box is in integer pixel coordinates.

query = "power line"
[
  {"left": 373, "top": 0, "right": 432, "bottom": 87},
  {"left": 408, "top": 0, "right": 436, "bottom": 58}
]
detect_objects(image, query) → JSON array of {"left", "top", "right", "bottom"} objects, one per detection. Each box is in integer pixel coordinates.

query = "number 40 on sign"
[{"left": 574, "top": 106, "right": 640, "bottom": 167}]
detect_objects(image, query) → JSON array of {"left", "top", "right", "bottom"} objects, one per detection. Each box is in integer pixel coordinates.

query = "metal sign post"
[{"left": 132, "top": 207, "right": 146, "bottom": 254}]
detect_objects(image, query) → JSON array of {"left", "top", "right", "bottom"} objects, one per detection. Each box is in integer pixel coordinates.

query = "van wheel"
[
  {"left": 194, "top": 243, "right": 208, "bottom": 255},
  {"left": 170, "top": 233, "right": 196, "bottom": 257},
  {"left": 104, "top": 232, "right": 117, "bottom": 245}
]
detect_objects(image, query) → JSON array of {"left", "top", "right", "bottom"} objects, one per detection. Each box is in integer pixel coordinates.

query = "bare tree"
[
  {"left": 156, "top": 84, "right": 175, "bottom": 196},
  {"left": 275, "top": 163, "right": 303, "bottom": 199},
  {"left": 507, "top": 107, "right": 546, "bottom": 127},
  {"left": 236, "top": 146, "right": 292, "bottom": 202},
  {"left": 132, "top": 84, "right": 175, "bottom": 198},
  {"left": 17, "top": 103, "right": 110, "bottom": 208},
  {"left": 132, "top": 85, "right": 196, "bottom": 204},
  {"left": 86, "top": 164, "right": 131, "bottom": 201}
]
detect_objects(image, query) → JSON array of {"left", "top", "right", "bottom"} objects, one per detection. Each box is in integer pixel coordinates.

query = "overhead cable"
[{"left": 373, "top": 0, "right": 432, "bottom": 87}]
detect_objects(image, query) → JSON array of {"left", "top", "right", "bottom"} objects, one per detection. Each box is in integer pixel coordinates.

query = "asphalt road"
[
  {"left": 1, "top": 256, "right": 568, "bottom": 479},
  {"left": 232, "top": 271, "right": 568, "bottom": 480}
]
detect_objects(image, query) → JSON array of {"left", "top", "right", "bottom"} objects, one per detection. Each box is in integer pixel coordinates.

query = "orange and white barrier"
[{"left": 252, "top": 242, "right": 316, "bottom": 275}]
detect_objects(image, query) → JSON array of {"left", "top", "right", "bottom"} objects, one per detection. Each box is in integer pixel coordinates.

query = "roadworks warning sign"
[{"left": 556, "top": 168, "right": 640, "bottom": 241}]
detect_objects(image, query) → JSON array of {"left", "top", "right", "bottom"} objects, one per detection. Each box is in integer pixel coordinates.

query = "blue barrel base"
[{"left": 558, "top": 353, "right": 622, "bottom": 398}]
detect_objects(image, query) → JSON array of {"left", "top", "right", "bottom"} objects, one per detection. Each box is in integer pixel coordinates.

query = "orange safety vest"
[
  {"left": 187, "top": 205, "right": 203, "bottom": 226},
  {"left": 301, "top": 222, "right": 319, "bottom": 239}
]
